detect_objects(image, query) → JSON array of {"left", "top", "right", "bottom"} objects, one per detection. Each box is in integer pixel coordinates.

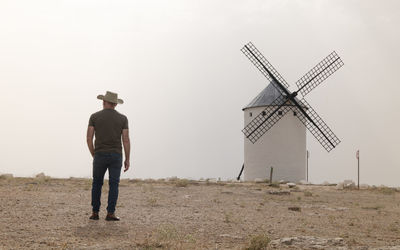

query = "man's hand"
[
  {"left": 124, "top": 160, "right": 130, "bottom": 172},
  {"left": 122, "top": 129, "right": 131, "bottom": 173}
]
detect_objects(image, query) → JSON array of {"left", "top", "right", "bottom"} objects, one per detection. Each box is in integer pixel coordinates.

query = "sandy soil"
[{"left": 0, "top": 176, "right": 399, "bottom": 249}]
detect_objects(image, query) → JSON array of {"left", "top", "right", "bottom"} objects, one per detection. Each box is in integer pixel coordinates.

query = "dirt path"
[{"left": 0, "top": 177, "right": 399, "bottom": 249}]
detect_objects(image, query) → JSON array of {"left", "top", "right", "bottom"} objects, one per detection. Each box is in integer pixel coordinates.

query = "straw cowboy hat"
[{"left": 97, "top": 91, "right": 124, "bottom": 104}]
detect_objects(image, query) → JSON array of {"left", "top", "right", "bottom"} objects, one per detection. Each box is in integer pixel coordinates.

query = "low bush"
[{"left": 245, "top": 234, "right": 270, "bottom": 250}]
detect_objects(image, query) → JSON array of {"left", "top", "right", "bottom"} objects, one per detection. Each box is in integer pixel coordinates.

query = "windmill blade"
[
  {"left": 295, "top": 98, "right": 341, "bottom": 152},
  {"left": 242, "top": 94, "right": 292, "bottom": 143},
  {"left": 295, "top": 51, "right": 344, "bottom": 97},
  {"left": 241, "top": 42, "right": 290, "bottom": 91}
]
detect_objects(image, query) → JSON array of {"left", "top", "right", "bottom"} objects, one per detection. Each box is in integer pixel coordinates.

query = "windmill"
[{"left": 238, "top": 42, "right": 344, "bottom": 181}]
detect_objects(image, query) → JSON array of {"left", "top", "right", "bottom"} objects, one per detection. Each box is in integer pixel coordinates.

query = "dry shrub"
[
  {"left": 142, "top": 184, "right": 155, "bottom": 192},
  {"left": 378, "top": 187, "right": 397, "bottom": 195},
  {"left": 344, "top": 185, "right": 358, "bottom": 190},
  {"left": 304, "top": 191, "right": 313, "bottom": 197},
  {"left": 223, "top": 211, "right": 233, "bottom": 223},
  {"left": 35, "top": 175, "right": 52, "bottom": 185},
  {"left": 136, "top": 241, "right": 163, "bottom": 250},
  {"left": 119, "top": 178, "right": 130, "bottom": 186},
  {"left": 157, "top": 224, "right": 179, "bottom": 241},
  {"left": 389, "top": 223, "right": 399, "bottom": 233},
  {"left": 245, "top": 234, "right": 270, "bottom": 250},
  {"left": 128, "top": 178, "right": 143, "bottom": 183},
  {"left": 144, "top": 178, "right": 157, "bottom": 183},
  {"left": 361, "top": 205, "right": 384, "bottom": 210},
  {"left": 0, "top": 174, "right": 13, "bottom": 180},
  {"left": 81, "top": 178, "right": 92, "bottom": 190},
  {"left": 147, "top": 197, "right": 158, "bottom": 207},
  {"left": 23, "top": 183, "right": 39, "bottom": 192},
  {"left": 175, "top": 179, "right": 189, "bottom": 187},
  {"left": 269, "top": 182, "right": 280, "bottom": 188}
]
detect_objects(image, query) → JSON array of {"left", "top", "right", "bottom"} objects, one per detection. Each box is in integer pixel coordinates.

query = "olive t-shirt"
[{"left": 88, "top": 109, "right": 129, "bottom": 154}]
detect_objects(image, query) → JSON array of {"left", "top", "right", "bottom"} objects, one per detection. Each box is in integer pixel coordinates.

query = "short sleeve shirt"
[{"left": 88, "top": 109, "right": 128, "bottom": 154}]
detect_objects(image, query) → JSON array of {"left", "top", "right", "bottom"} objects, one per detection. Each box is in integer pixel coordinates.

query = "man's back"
[
  {"left": 89, "top": 109, "right": 128, "bottom": 154},
  {"left": 87, "top": 91, "right": 130, "bottom": 221}
]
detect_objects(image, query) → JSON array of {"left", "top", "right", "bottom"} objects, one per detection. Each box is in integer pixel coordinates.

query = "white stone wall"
[{"left": 243, "top": 106, "right": 306, "bottom": 182}]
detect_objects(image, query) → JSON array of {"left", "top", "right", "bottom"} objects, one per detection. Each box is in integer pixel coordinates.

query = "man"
[{"left": 86, "top": 91, "right": 131, "bottom": 221}]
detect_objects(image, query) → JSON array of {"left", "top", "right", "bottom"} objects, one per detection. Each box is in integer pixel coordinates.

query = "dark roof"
[{"left": 243, "top": 82, "right": 302, "bottom": 110}]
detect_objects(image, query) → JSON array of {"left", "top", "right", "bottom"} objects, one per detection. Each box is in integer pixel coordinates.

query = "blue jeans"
[{"left": 91, "top": 152, "right": 122, "bottom": 213}]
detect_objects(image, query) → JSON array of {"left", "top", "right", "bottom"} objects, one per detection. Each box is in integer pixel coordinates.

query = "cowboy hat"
[{"left": 97, "top": 91, "right": 124, "bottom": 104}]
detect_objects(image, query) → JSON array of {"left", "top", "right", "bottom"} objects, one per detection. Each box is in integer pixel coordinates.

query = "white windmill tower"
[
  {"left": 237, "top": 42, "right": 344, "bottom": 182},
  {"left": 242, "top": 83, "right": 307, "bottom": 182}
]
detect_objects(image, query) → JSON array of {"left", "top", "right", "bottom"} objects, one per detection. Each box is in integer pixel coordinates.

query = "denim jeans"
[{"left": 91, "top": 152, "right": 122, "bottom": 213}]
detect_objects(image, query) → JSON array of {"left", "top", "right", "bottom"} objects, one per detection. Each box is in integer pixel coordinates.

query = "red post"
[
  {"left": 356, "top": 150, "right": 360, "bottom": 189},
  {"left": 306, "top": 150, "right": 309, "bottom": 182}
]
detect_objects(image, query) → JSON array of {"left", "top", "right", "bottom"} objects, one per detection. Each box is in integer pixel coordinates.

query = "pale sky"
[{"left": 0, "top": 0, "right": 399, "bottom": 186}]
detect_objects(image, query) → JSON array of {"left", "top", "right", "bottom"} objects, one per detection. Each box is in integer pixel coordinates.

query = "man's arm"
[
  {"left": 87, "top": 126, "right": 95, "bottom": 157},
  {"left": 122, "top": 129, "right": 130, "bottom": 172}
]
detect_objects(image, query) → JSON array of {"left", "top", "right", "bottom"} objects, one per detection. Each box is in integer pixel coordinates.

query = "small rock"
[
  {"left": 322, "top": 206, "right": 348, "bottom": 211},
  {"left": 35, "top": 173, "right": 46, "bottom": 179},
  {"left": 208, "top": 178, "right": 217, "bottom": 183},
  {"left": 221, "top": 191, "right": 233, "bottom": 194},
  {"left": 330, "top": 237, "right": 345, "bottom": 246},
  {"left": 281, "top": 237, "right": 295, "bottom": 245},
  {"left": 287, "top": 183, "right": 296, "bottom": 188},
  {"left": 298, "top": 180, "right": 309, "bottom": 185},
  {"left": 166, "top": 176, "right": 178, "bottom": 181},
  {"left": 288, "top": 206, "right": 301, "bottom": 212},
  {"left": 343, "top": 179, "right": 355, "bottom": 188},
  {"left": 268, "top": 190, "right": 290, "bottom": 195},
  {"left": 336, "top": 182, "right": 344, "bottom": 190},
  {"left": 279, "top": 180, "right": 288, "bottom": 184},
  {"left": 270, "top": 236, "right": 346, "bottom": 248}
]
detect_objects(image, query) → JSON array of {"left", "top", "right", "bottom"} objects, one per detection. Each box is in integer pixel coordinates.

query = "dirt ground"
[{"left": 0, "top": 176, "right": 399, "bottom": 249}]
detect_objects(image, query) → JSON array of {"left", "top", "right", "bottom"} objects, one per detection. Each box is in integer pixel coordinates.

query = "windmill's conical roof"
[
  {"left": 243, "top": 82, "right": 287, "bottom": 110},
  {"left": 242, "top": 82, "right": 304, "bottom": 110}
]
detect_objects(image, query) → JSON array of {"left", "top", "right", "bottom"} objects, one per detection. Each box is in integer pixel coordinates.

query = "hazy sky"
[{"left": 0, "top": 0, "right": 399, "bottom": 186}]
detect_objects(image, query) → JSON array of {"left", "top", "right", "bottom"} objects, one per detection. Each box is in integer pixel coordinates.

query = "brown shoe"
[
  {"left": 105, "top": 213, "right": 120, "bottom": 221},
  {"left": 89, "top": 212, "right": 99, "bottom": 220}
]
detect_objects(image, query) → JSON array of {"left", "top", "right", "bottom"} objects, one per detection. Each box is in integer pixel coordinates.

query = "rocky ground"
[{"left": 0, "top": 175, "right": 400, "bottom": 249}]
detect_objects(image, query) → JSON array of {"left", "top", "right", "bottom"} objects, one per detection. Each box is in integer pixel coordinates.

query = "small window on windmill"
[
  {"left": 249, "top": 112, "right": 252, "bottom": 117},
  {"left": 278, "top": 110, "right": 283, "bottom": 115},
  {"left": 262, "top": 111, "right": 266, "bottom": 116},
  {"left": 293, "top": 111, "right": 297, "bottom": 116}
]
